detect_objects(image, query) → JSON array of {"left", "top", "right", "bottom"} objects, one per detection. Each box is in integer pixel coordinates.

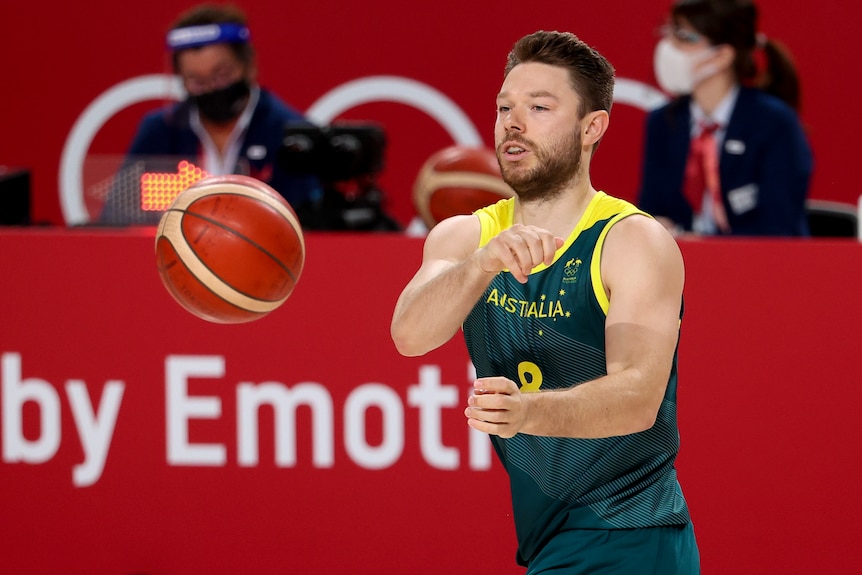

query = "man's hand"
[
  {"left": 465, "top": 377, "right": 528, "bottom": 438},
  {"left": 475, "top": 224, "right": 563, "bottom": 283}
]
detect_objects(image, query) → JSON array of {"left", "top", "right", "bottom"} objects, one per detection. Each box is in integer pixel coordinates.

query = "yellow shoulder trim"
[
  {"left": 475, "top": 198, "right": 515, "bottom": 247},
  {"left": 590, "top": 209, "right": 651, "bottom": 315}
]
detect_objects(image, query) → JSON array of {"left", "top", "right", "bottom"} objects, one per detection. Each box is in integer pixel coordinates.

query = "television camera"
[{"left": 278, "top": 122, "right": 400, "bottom": 231}]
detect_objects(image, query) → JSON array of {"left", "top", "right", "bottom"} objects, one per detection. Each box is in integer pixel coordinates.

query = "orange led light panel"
[{"left": 140, "top": 161, "right": 209, "bottom": 211}]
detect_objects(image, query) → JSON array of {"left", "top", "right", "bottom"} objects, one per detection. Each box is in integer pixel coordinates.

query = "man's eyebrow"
[
  {"left": 528, "top": 91, "right": 559, "bottom": 99},
  {"left": 496, "top": 90, "right": 559, "bottom": 100}
]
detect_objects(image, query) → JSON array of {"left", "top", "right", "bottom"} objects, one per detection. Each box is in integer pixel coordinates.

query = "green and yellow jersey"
[{"left": 463, "top": 192, "right": 691, "bottom": 566}]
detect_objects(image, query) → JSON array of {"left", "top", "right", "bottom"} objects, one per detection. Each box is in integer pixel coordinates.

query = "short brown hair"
[{"left": 504, "top": 30, "right": 615, "bottom": 119}]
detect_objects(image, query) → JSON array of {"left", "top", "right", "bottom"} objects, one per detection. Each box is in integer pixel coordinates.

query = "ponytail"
[{"left": 758, "top": 38, "right": 801, "bottom": 112}]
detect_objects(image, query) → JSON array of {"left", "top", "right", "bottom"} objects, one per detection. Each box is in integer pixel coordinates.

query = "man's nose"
[{"left": 503, "top": 108, "right": 524, "bottom": 132}]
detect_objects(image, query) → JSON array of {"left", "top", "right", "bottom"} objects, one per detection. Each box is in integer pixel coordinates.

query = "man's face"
[
  {"left": 177, "top": 44, "right": 248, "bottom": 96},
  {"left": 494, "top": 62, "right": 585, "bottom": 203}
]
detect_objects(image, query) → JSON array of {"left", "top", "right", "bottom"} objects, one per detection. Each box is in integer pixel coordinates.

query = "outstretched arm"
[
  {"left": 466, "top": 215, "right": 684, "bottom": 438},
  {"left": 391, "top": 215, "right": 563, "bottom": 357}
]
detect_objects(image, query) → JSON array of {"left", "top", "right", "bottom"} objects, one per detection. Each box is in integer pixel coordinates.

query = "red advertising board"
[{"left": 1, "top": 229, "right": 861, "bottom": 574}]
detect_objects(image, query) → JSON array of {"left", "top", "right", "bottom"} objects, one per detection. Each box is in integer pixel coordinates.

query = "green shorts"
[{"left": 526, "top": 523, "right": 700, "bottom": 575}]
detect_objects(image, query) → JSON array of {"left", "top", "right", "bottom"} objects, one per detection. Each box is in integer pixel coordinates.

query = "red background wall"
[
  {"left": 1, "top": 229, "right": 861, "bottom": 574},
  {"left": 3, "top": 1, "right": 862, "bottom": 572},
  {"left": 1, "top": 0, "right": 860, "bottom": 227}
]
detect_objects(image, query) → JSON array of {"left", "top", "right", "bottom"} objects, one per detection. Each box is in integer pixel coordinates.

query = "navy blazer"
[
  {"left": 127, "top": 88, "right": 320, "bottom": 207},
  {"left": 637, "top": 87, "right": 813, "bottom": 236},
  {"left": 99, "top": 88, "right": 320, "bottom": 225}
]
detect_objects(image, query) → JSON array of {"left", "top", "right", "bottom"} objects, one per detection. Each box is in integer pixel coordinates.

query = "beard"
[{"left": 496, "top": 128, "right": 583, "bottom": 203}]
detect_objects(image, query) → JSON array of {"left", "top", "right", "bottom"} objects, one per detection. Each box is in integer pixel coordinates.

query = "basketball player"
[{"left": 391, "top": 31, "right": 700, "bottom": 573}]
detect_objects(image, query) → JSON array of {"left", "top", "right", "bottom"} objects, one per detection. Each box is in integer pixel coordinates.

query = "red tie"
[{"left": 683, "top": 122, "right": 730, "bottom": 233}]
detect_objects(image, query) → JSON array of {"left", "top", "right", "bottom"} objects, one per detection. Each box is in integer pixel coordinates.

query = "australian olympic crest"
[{"left": 59, "top": 74, "right": 668, "bottom": 225}]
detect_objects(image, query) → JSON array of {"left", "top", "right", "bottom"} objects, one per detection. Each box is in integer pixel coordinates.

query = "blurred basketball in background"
[
  {"left": 155, "top": 175, "right": 305, "bottom": 324},
  {"left": 413, "top": 145, "right": 514, "bottom": 229}
]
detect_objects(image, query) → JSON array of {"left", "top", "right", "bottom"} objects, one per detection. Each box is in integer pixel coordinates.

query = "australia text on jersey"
[{"left": 484, "top": 289, "right": 572, "bottom": 319}]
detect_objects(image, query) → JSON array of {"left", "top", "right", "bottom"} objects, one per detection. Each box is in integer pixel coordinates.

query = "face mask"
[
  {"left": 653, "top": 38, "right": 718, "bottom": 95},
  {"left": 190, "top": 79, "right": 251, "bottom": 123}
]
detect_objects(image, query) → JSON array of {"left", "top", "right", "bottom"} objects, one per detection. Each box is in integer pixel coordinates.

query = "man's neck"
[{"left": 515, "top": 179, "right": 597, "bottom": 239}]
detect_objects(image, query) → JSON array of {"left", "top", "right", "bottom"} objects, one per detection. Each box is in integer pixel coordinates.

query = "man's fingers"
[
  {"left": 466, "top": 417, "right": 518, "bottom": 439},
  {"left": 481, "top": 225, "right": 562, "bottom": 283},
  {"left": 545, "top": 236, "right": 565, "bottom": 264},
  {"left": 465, "top": 405, "right": 507, "bottom": 423},
  {"left": 469, "top": 393, "right": 509, "bottom": 411},
  {"left": 513, "top": 228, "right": 551, "bottom": 276},
  {"left": 474, "top": 377, "right": 516, "bottom": 394}
]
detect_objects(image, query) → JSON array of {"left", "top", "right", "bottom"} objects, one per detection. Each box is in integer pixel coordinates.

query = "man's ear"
[{"left": 583, "top": 110, "right": 610, "bottom": 148}]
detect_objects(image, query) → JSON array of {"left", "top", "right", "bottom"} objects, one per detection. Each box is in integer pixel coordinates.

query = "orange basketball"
[
  {"left": 413, "top": 145, "right": 514, "bottom": 229},
  {"left": 155, "top": 175, "right": 305, "bottom": 324}
]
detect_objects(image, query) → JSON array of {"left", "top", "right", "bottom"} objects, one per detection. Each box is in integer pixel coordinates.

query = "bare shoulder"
[
  {"left": 422, "top": 214, "right": 483, "bottom": 264},
  {"left": 605, "top": 214, "right": 683, "bottom": 263},
  {"left": 601, "top": 214, "right": 684, "bottom": 290}
]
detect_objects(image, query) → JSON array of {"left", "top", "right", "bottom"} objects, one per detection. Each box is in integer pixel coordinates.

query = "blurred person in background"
[
  {"left": 637, "top": 0, "right": 812, "bottom": 236},
  {"left": 100, "top": 3, "right": 321, "bottom": 225}
]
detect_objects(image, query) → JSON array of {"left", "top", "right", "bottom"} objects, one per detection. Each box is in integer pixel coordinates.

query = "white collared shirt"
[
  {"left": 689, "top": 85, "right": 740, "bottom": 234},
  {"left": 190, "top": 85, "right": 261, "bottom": 176},
  {"left": 689, "top": 85, "right": 738, "bottom": 148}
]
